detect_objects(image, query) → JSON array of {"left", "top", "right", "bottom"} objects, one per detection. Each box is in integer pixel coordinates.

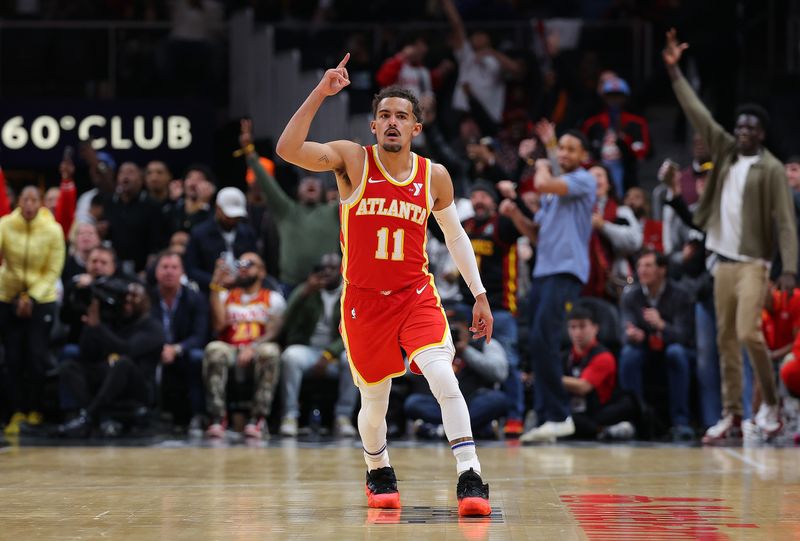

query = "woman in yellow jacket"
[{"left": 1, "top": 186, "right": 65, "bottom": 435}]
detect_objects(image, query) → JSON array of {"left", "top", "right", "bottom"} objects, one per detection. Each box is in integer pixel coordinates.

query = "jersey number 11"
[{"left": 375, "top": 227, "right": 405, "bottom": 261}]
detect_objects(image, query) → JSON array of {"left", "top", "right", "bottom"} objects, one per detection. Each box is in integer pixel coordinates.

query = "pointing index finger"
[{"left": 337, "top": 52, "right": 350, "bottom": 69}]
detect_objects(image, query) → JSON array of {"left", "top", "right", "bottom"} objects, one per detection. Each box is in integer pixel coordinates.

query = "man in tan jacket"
[{"left": 664, "top": 29, "right": 798, "bottom": 443}]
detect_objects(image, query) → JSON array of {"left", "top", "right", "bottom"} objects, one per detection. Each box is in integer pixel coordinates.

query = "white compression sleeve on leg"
[
  {"left": 357, "top": 378, "right": 392, "bottom": 470},
  {"left": 432, "top": 202, "right": 486, "bottom": 298},
  {"left": 415, "top": 347, "right": 481, "bottom": 475}
]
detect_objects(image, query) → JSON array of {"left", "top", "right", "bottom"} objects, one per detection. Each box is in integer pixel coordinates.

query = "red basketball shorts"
[{"left": 340, "top": 275, "right": 451, "bottom": 385}]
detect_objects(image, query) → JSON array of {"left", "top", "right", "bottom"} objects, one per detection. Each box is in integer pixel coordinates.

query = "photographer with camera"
[
  {"left": 61, "top": 245, "right": 119, "bottom": 349},
  {"left": 404, "top": 306, "right": 508, "bottom": 438},
  {"left": 57, "top": 279, "right": 165, "bottom": 437}
]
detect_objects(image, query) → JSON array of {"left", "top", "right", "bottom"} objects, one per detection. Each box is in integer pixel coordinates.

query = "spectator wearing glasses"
[{"left": 202, "top": 252, "right": 285, "bottom": 439}]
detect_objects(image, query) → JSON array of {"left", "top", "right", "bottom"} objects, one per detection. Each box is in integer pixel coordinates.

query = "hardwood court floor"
[{"left": 2, "top": 440, "right": 800, "bottom": 540}]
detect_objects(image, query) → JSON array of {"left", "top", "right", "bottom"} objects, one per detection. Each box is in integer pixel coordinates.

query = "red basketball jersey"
[
  {"left": 340, "top": 145, "right": 432, "bottom": 291},
  {"left": 218, "top": 288, "right": 272, "bottom": 346}
]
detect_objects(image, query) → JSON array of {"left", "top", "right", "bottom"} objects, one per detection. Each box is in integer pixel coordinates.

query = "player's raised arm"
[
  {"left": 276, "top": 53, "right": 360, "bottom": 172},
  {"left": 430, "top": 163, "right": 493, "bottom": 343}
]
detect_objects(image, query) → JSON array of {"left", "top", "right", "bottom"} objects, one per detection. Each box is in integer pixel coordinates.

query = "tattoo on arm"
[{"left": 318, "top": 154, "right": 330, "bottom": 164}]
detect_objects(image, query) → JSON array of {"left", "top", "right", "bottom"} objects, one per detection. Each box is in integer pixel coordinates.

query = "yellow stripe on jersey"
[
  {"left": 420, "top": 158, "right": 433, "bottom": 276},
  {"left": 340, "top": 148, "right": 370, "bottom": 283},
  {"left": 372, "top": 145, "right": 418, "bottom": 186}
]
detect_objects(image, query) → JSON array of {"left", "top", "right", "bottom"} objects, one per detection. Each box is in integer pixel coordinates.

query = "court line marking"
[
  {"left": 0, "top": 469, "right": 743, "bottom": 492},
  {"left": 0, "top": 447, "right": 12, "bottom": 454},
  {"left": 720, "top": 448, "right": 768, "bottom": 473}
]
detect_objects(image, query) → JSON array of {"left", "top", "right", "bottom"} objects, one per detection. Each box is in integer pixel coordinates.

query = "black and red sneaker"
[
  {"left": 457, "top": 468, "right": 491, "bottom": 517},
  {"left": 365, "top": 466, "right": 401, "bottom": 509}
]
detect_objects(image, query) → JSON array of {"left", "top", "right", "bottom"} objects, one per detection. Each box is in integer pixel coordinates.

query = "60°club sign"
[{"left": 0, "top": 99, "right": 213, "bottom": 169}]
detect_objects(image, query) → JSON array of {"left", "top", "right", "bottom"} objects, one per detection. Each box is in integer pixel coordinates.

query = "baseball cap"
[
  {"left": 216, "top": 187, "right": 247, "bottom": 218},
  {"left": 601, "top": 77, "right": 630, "bottom": 96}
]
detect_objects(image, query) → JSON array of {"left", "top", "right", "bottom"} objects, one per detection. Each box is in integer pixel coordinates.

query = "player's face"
[
  {"left": 371, "top": 97, "right": 421, "bottom": 153},
  {"left": 556, "top": 134, "right": 587, "bottom": 173}
]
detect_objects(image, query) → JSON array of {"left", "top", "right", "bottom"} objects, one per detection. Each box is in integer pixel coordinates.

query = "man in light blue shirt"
[{"left": 520, "top": 129, "right": 596, "bottom": 443}]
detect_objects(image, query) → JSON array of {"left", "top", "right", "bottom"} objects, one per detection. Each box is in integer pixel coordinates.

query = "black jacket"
[
  {"left": 78, "top": 315, "right": 165, "bottom": 381},
  {"left": 184, "top": 217, "right": 258, "bottom": 291},
  {"left": 104, "top": 190, "right": 163, "bottom": 272},
  {"left": 149, "top": 286, "right": 209, "bottom": 353},
  {"left": 620, "top": 280, "right": 694, "bottom": 349}
]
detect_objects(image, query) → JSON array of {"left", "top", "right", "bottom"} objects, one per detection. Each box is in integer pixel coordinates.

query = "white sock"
[
  {"left": 452, "top": 440, "right": 481, "bottom": 475},
  {"left": 415, "top": 347, "right": 481, "bottom": 475},
  {"left": 357, "top": 378, "right": 392, "bottom": 471}
]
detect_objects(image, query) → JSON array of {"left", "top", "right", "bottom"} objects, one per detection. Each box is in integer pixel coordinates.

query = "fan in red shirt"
[
  {"left": 563, "top": 306, "right": 638, "bottom": 440},
  {"left": 276, "top": 54, "right": 492, "bottom": 516},
  {"left": 761, "top": 287, "right": 800, "bottom": 359}
]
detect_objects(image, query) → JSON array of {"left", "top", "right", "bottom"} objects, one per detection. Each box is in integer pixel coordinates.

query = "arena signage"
[{"left": 0, "top": 100, "right": 213, "bottom": 168}]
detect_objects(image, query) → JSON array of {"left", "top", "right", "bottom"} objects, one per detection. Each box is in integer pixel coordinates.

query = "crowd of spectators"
[{"left": 1, "top": 3, "right": 799, "bottom": 446}]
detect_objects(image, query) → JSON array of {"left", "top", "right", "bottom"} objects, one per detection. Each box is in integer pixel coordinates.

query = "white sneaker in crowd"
[
  {"left": 701, "top": 413, "right": 742, "bottom": 445},
  {"left": 755, "top": 403, "right": 783, "bottom": 438},
  {"left": 519, "top": 416, "right": 575, "bottom": 443},
  {"left": 280, "top": 416, "right": 298, "bottom": 437},
  {"left": 334, "top": 415, "right": 357, "bottom": 437},
  {"left": 599, "top": 421, "right": 636, "bottom": 441}
]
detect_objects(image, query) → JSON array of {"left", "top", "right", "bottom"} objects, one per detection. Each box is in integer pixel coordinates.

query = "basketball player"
[{"left": 275, "top": 54, "right": 493, "bottom": 516}]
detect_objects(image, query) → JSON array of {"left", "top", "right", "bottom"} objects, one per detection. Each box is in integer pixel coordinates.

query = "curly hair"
[{"left": 372, "top": 86, "right": 422, "bottom": 122}]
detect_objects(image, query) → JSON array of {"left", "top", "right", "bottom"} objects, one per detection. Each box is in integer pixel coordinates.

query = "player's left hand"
[{"left": 470, "top": 293, "right": 493, "bottom": 343}]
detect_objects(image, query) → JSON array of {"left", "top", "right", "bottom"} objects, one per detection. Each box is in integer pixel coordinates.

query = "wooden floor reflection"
[{"left": 2, "top": 441, "right": 800, "bottom": 540}]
